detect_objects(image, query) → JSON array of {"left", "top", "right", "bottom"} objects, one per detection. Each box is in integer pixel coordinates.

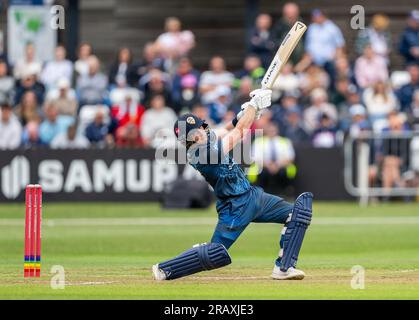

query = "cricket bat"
[{"left": 260, "top": 21, "right": 307, "bottom": 89}]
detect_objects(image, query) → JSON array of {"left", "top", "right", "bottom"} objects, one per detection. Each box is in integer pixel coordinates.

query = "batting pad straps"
[
  {"left": 158, "top": 243, "right": 232, "bottom": 280},
  {"left": 280, "top": 192, "right": 313, "bottom": 272}
]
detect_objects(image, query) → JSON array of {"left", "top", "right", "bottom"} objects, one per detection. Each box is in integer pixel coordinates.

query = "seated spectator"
[
  {"left": 347, "top": 104, "right": 371, "bottom": 138},
  {"left": 14, "top": 66, "right": 45, "bottom": 106},
  {"left": 234, "top": 55, "right": 265, "bottom": 87},
  {"left": 408, "top": 89, "right": 419, "bottom": 130},
  {"left": 85, "top": 109, "right": 116, "bottom": 148},
  {"left": 141, "top": 68, "right": 172, "bottom": 107},
  {"left": 200, "top": 56, "right": 234, "bottom": 104},
  {"left": 15, "top": 90, "right": 42, "bottom": 125},
  {"left": 299, "top": 63, "right": 330, "bottom": 95},
  {"left": 51, "top": 124, "right": 90, "bottom": 149},
  {"left": 330, "top": 77, "right": 351, "bottom": 107},
  {"left": 22, "top": 120, "right": 45, "bottom": 149},
  {"left": 13, "top": 43, "right": 42, "bottom": 80},
  {"left": 396, "top": 63, "right": 419, "bottom": 112},
  {"left": 271, "top": 90, "right": 302, "bottom": 130},
  {"left": 354, "top": 44, "right": 389, "bottom": 89},
  {"left": 282, "top": 106, "right": 310, "bottom": 145},
  {"left": 74, "top": 42, "right": 92, "bottom": 77},
  {"left": 40, "top": 45, "right": 73, "bottom": 90},
  {"left": 249, "top": 13, "right": 276, "bottom": 69},
  {"left": 116, "top": 123, "right": 142, "bottom": 148},
  {"left": 206, "top": 85, "right": 230, "bottom": 124},
  {"left": 363, "top": 81, "right": 398, "bottom": 123},
  {"left": 140, "top": 94, "right": 177, "bottom": 148},
  {"left": 311, "top": 113, "right": 338, "bottom": 148},
  {"left": 249, "top": 121, "right": 297, "bottom": 195},
  {"left": 155, "top": 17, "right": 195, "bottom": 62},
  {"left": 399, "top": 10, "right": 419, "bottom": 65},
  {"left": 191, "top": 104, "right": 215, "bottom": 127},
  {"left": 229, "top": 77, "right": 253, "bottom": 114},
  {"left": 39, "top": 102, "right": 74, "bottom": 145},
  {"left": 0, "top": 102, "right": 22, "bottom": 150},
  {"left": 273, "top": 2, "right": 304, "bottom": 65},
  {"left": 109, "top": 47, "right": 136, "bottom": 87},
  {"left": 131, "top": 42, "right": 165, "bottom": 84},
  {"left": 111, "top": 92, "right": 145, "bottom": 136},
  {"left": 305, "top": 9, "right": 345, "bottom": 70},
  {"left": 337, "top": 84, "right": 362, "bottom": 127},
  {"left": 46, "top": 79, "right": 78, "bottom": 117},
  {"left": 172, "top": 57, "right": 200, "bottom": 113},
  {"left": 0, "top": 59, "right": 14, "bottom": 98},
  {"left": 272, "top": 63, "right": 299, "bottom": 96},
  {"left": 381, "top": 111, "right": 411, "bottom": 195},
  {"left": 77, "top": 55, "right": 108, "bottom": 106},
  {"left": 303, "top": 88, "right": 337, "bottom": 133},
  {"left": 355, "top": 14, "right": 391, "bottom": 60},
  {"left": 334, "top": 56, "right": 355, "bottom": 84}
]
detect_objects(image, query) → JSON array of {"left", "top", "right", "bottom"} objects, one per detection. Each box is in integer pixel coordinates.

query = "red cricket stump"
[{"left": 24, "top": 184, "right": 42, "bottom": 278}]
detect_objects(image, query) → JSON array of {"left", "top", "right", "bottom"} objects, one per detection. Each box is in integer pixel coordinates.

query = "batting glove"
[{"left": 249, "top": 89, "right": 272, "bottom": 111}]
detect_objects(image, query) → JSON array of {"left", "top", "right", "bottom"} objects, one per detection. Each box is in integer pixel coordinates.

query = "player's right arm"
[{"left": 221, "top": 89, "right": 271, "bottom": 154}]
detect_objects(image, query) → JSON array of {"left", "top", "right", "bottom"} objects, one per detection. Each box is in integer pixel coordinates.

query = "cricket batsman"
[{"left": 152, "top": 88, "right": 313, "bottom": 281}]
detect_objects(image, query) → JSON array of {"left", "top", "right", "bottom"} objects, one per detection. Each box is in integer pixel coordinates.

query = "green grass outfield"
[{"left": 0, "top": 201, "right": 418, "bottom": 299}]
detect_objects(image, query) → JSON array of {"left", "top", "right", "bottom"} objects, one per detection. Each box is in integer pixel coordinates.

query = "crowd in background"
[{"left": 0, "top": 4, "right": 418, "bottom": 193}]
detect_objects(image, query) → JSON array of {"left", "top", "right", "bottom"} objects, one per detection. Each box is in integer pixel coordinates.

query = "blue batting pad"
[
  {"left": 280, "top": 192, "right": 313, "bottom": 271},
  {"left": 158, "top": 242, "right": 231, "bottom": 280}
]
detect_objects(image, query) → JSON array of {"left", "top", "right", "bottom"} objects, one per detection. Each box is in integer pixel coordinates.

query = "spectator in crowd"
[
  {"left": 282, "top": 106, "right": 309, "bottom": 145},
  {"left": 303, "top": 88, "right": 338, "bottom": 132},
  {"left": 155, "top": 17, "right": 195, "bottom": 65},
  {"left": 334, "top": 56, "right": 355, "bottom": 84},
  {"left": 191, "top": 103, "right": 215, "bottom": 127},
  {"left": 250, "top": 121, "right": 297, "bottom": 194},
  {"left": 39, "top": 102, "right": 74, "bottom": 145},
  {"left": 408, "top": 89, "right": 419, "bottom": 130},
  {"left": 330, "top": 77, "right": 351, "bottom": 107},
  {"left": 363, "top": 80, "right": 398, "bottom": 124},
  {"left": 109, "top": 47, "right": 135, "bottom": 87},
  {"left": 299, "top": 63, "right": 330, "bottom": 95},
  {"left": 131, "top": 42, "right": 165, "bottom": 84},
  {"left": 140, "top": 94, "right": 177, "bottom": 148},
  {"left": 337, "top": 84, "right": 363, "bottom": 127},
  {"left": 304, "top": 9, "right": 345, "bottom": 73},
  {"left": 74, "top": 43, "right": 93, "bottom": 77},
  {"left": 199, "top": 56, "right": 234, "bottom": 104},
  {"left": 77, "top": 55, "right": 108, "bottom": 106},
  {"left": 111, "top": 92, "right": 145, "bottom": 140},
  {"left": 141, "top": 68, "right": 172, "bottom": 108},
  {"left": 47, "top": 79, "right": 78, "bottom": 117},
  {"left": 399, "top": 10, "right": 419, "bottom": 65},
  {"left": 85, "top": 108, "right": 116, "bottom": 148},
  {"left": 311, "top": 113, "right": 338, "bottom": 148},
  {"left": 396, "top": 63, "right": 419, "bottom": 112},
  {"left": 235, "top": 54, "right": 265, "bottom": 86},
  {"left": 15, "top": 90, "right": 41, "bottom": 125},
  {"left": 0, "top": 59, "right": 14, "bottom": 98},
  {"left": 171, "top": 57, "right": 200, "bottom": 113},
  {"left": 355, "top": 14, "right": 392, "bottom": 60},
  {"left": 249, "top": 13, "right": 276, "bottom": 69},
  {"left": 0, "top": 102, "right": 22, "bottom": 150},
  {"left": 274, "top": 2, "right": 304, "bottom": 64},
  {"left": 51, "top": 124, "right": 90, "bottom": 149},
  {"left": 347, "top": 104, "right": 370, "bottom": 138},
  {"left": 229, "top": 76, "right": 253, "bottom": 114},
  {"left": 354, "top": 44, "right": 389, "bottom": 89},
  {"left": 14, "top": 67, "right": 45, "bottom": 106},
  {"left": 381, "top": 111, "right": 410, "bottom": 195},
  {"left": 13, "top": 43, "right": 42, "bottom": 80},
  {"left": 40, "top": 45, "right": 73, "bottom": 90},
  {"left": 271, "top": 90, "right": 302, "bottom": 130},
  {"left": 22, "top": 120, "right": 44, "bottom": 149},
  {"left": 206, "top": 85, "right": 230, "bottom": 124},
  {"left": 272, "top": 63, "right": 299, "bottom": 96}
]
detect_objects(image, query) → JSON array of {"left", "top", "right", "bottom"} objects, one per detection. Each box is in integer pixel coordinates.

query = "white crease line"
[{"left": 0, "top": 216, "right": 419, "bottom": 226}]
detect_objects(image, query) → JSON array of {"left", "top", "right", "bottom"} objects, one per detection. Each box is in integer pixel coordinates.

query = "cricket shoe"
[
  {"left": 271, "top": 266, "right": 305, "bottom": 280},
  {"left": 152, "top": 264, "right": 167, "bottom": 281}
]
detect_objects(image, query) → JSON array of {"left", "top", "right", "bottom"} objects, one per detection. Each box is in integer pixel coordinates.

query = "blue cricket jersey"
[{"left": 188, "top": 130, "right": 251, "bottom": 199}]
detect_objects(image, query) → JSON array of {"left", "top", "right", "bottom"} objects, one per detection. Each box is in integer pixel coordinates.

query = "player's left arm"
[{"left": 220, "top": 89, "right": 272, "bottom": 154}]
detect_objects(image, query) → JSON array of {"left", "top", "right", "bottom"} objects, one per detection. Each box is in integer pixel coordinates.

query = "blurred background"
[{"left": 0, "top": 0, "right": 418, "bottom": 204}]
